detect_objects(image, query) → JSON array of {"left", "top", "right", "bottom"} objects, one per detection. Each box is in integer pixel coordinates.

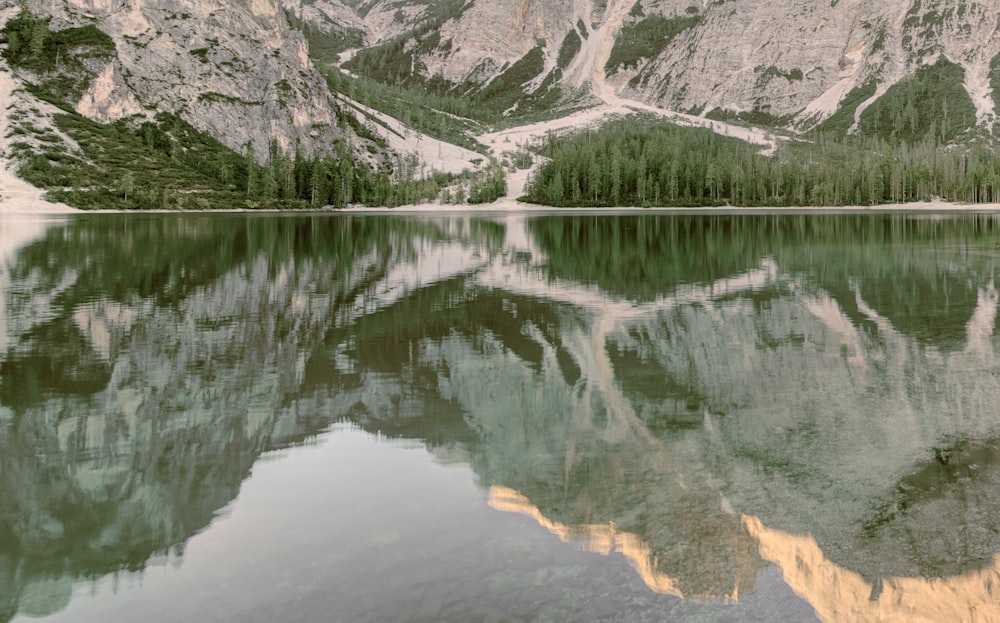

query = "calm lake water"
[{"left": 3, "top": 211, "right": 1000, "bottom": 622}]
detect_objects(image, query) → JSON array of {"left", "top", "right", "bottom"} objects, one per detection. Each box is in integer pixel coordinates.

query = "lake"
[{"left": 2, "top": 210, "right": 1000, "bottom": 622}]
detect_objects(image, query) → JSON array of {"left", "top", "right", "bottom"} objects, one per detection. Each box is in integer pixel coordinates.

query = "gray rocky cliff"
[
  {"left": 300, "top": 0, "right": 1000, "bottom": 132},
  {"left": 19, "top": 0, "right": 369, "bottom": 159},
  {"left": 624, "top": 0, "right": 1000, "bottom": 128}
]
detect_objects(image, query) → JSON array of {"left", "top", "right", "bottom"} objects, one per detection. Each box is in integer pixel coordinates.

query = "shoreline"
[
  {"left": 338, "top": 199, "right": 1000, "bottom": 215},
  {"left": 4, "top": 197, "right": 1000, "bottom": 216}
]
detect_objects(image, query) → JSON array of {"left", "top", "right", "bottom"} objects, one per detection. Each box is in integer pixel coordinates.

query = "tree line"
[{"left": 523, "top": 118, "right": 1000, "bottom": 207}]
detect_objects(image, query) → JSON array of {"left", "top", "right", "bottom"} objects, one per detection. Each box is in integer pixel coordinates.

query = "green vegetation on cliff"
[
  {"left": 11, "top": 106, "right": 460, "bottom": 209},
  {"left": 1, "top": 8, "right": 116, "bottom": 104},
  {"left": 812, "top": 59, "right": 977, "bottom": 146},
  {"left": 605, "top": 14, "right": 702, "bottom": 74},
  {"left": 855, "top": 58, "right": 977, "bottom": 145}
]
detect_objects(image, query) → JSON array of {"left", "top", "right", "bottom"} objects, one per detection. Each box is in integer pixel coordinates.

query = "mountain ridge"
[{"left": 298, "top": 0, "right": 1000, "bottom": 135}]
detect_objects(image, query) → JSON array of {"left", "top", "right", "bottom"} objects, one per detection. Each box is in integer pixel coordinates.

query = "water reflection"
[
  {"left": 3, "top": 212, "right": 1000, "bottom": 621},
  {"left": 487, "top": 485, "right": 734, "bottom": 600},
  {"left": 745, "top": 513, "right": 1000, "bottom": 623}
]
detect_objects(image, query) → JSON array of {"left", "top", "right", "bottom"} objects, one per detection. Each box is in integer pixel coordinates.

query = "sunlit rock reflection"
[
  {"left": 488, "top": 485, "right": 687, "bottom": 599},
  {"left": 745, "top": 514, "right": 1000, "bottom": 623}
]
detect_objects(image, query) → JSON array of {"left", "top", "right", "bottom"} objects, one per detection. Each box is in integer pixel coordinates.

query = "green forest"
[
  {"left": 522, "top": 52, "right": 1000, "bottom": 208},
  {"left": 522, "top": 116, "right": 1000, "bottom": 207},
  {"left": 12, "top": 105, "right": 467, "bottom": 210}
]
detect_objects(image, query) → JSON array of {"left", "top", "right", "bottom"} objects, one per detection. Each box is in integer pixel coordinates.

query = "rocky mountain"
[
  {"left": 299, "top": 0, "right": 1000, "bottom": 134},
  {"left": 3, "top": 0, "right": 1000, "bottom": 211},
  {"left": 10, "top": 0, "right": 370, "bottom": 159}
]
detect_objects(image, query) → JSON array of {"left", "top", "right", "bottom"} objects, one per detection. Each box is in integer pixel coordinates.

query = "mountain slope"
[
  {"left": 16, "top": 0, "right": 373, "bottom": 159},
  {"left": 4, "top": 0, "right": 1000, "bottom": 211},
  {"left": 297, "top": 0, "right": 1000, "bottom": 136}
]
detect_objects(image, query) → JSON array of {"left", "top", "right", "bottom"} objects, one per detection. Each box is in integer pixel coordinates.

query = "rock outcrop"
[{"left": 19, "top": 0, "right": 366, "bottom": 158}]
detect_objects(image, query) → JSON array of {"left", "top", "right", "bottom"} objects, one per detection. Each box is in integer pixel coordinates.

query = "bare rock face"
[
  {"left": 428, "top": 0, "right": 581, "bottom": 87},
  {"left": 24, "top": 0, "right": 362, "bottom": 159},
  {"left": 624, "top": 0, "right": 1000, "bottom": 128},
  {"left": 619, "top": 0, "right": 878, "bottom": 120},
  {"left": 296, "top": 0, "right": 1000, "bottom": 132},
  {"left": 10, "top": 0, "right": 1000, "bottom": 163}
]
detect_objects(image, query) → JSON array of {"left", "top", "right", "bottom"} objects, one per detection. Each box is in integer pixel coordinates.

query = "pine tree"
[{"left": 609, "top": 145, "right": 622, "bottom": 205}]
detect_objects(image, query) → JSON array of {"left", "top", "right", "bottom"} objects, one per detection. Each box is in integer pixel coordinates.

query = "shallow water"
[{"left": 3, "top": 211, "right": 1000, "bottom": 622}]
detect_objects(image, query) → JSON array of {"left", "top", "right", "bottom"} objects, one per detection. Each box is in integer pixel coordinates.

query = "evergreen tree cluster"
[
  {"left": 21, "top": 104, "right": 493, "bottom": 210},
  {"left": 438, "top": 164, "right": 506, "bottom": 205},
  {"left": 321, "top": 67, "right": 487, "bottom": 152},
  {"left": 241, "top": 139, "right": 424, "bottom": 209},
  {"left": 856, "top": 58, "right": 977, "bottom": 145},
  {"left": 11, "top": 92, "right": 467, "bottom": 210},
  {"left": 524, "top": 118, "right": 1000, "bottom": 207}
]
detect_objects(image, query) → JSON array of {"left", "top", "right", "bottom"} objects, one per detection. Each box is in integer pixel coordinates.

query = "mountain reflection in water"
[
  {"left": 3, "top": 212, "right": 1000, "bottom": 622},
  {"left": 745, "top": 513, "right": 1000, "bottom": 623}
]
